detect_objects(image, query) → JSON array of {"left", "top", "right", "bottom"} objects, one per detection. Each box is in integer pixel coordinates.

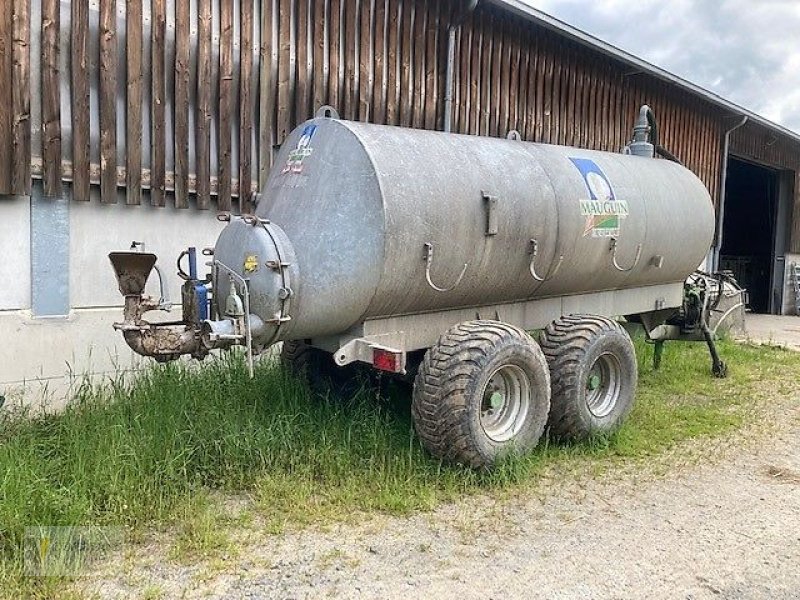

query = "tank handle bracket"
[
  {"left": 482, "top": 192, "right": 499, "bottom": 236},
  {"left": 528, "top": 238, "right": 564, "bottom": 282},
  {"left": 423, "top": 243, "right": 468, "bottom": 293},
  {"left": 610, "top": 237, "right": 643, "bottom": 272},
  {"left": 316, "top": 105, "right": 340, "bottom": 119}
]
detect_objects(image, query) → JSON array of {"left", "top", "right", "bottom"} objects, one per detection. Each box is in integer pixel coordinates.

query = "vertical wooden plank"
[
  {"left": 498, "top": 20, "right": 511, "bottom": 136},
  {"left": 239, "top": 0, "right": 254, "bottom": 212},
  {"left": 372, "top": 0, "right": 386, "bottom": 124},
  {"left": 599, "top": 61, "right": 612, "bottom": 151},
  {"left": 523, "top": 30, "right": 536, "bottom": 140},
  {"left": 479, "top": 14, "right": 492, "bottom": 136},
  {"left": 71, "top": 0, "right": 89, "bottom": 200},
  {"left": 451, "top": 21, "right": 461, "bottom": 131},
  {"left": 329, "top": 0, "right": 341, "bottom": 112},
  {"left": 150, "top": 0, "right": 166, "bottom": 207},
  {"left": 126, "top": 0, "right": 143, "bottom": 205},
  {"left": 423, "top": 1, "right": 438, "bottom": 130},
  {"left": 173, "top": 0, "right": 190, "bottom": 208},
  {"left": 568, "top": 47, "right": 580, "bottom": 147},
  {"left": 277, "top": 0, "right": 292, "bottom": 142},
  {"left": 258, "top": 0, "right": 275, "bottom": 188},
  {"left": 564, "top": 43, "right": 577, "bottom": 147},
  {"left": 612, "top": 68, "right": 623, "bottom": 151},
  {"left": 535, "top": 33, "right": 547, "bottom": 143},
  {"left": 218, "top": 0, "right": 233, "bottom": 211},
  {"left": 11, "top": 0, "right": 31, "bottom": 195},
  {"left": 459, "top": 18, "right": 473, "bottom": 134},
  {"left": 508, "top": 23, "right": 520, "bottom": 134},
  {"left": 99, "top": 0, "right": 117, "bottom": 203},
  {"left": 469, "top": 15, "right": 482, "bottom": 136},
  {"left": 0, "top": 0, "right": 12, "bottom": 193},
  {"left": 578, "top": 58, "right": 589, "bottom": 148},
  {"left": 196, "top": 0, "right": 212, "bottom": 208},
  {"left": 489, "top": 15, "right": 502, "bottom": 137},
  {"left": 586, "top": 61, "right": 598, "bottom": 150},
  {"left": 296, "top": 0, "right": 309, "bottom": 122},
  {"left": 411, "top": 2, "right": 425, "bottom": 128},
  {"left": 545, "top": 36, "right": 558, "bottom": 144},
  {"left": 399, "top": 0, "right": 412, "bottom": 127},
  {"left": 312, "top": 0, "right": 326, "bottom": 113},
  {"left": 358, "top": 0, "right": 371, "bottom": 121},
  {"left": 41, "top": 0, "right": 61, "bottom": 196},
  {"left": 385, "top": 0, "right": 399, "bottom": 125},
  {"left": 343, "top": 0, "right": 357, "bottom": 120},
  {"left": 434, "top": 0, "right": 448, "bottom": 130}
]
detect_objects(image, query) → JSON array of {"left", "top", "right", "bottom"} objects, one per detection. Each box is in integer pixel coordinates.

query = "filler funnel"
[{"left": 109, "top": 251, "right": 158, "bottom": 296}]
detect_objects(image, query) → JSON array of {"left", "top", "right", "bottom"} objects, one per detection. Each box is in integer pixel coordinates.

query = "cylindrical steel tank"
[{"left": 213, "top": 117, "right": 715, "bottom": 344}]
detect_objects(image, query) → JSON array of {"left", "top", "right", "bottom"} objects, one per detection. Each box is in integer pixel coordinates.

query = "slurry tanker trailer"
[{"left": 109, "top": 105, "right": 742, "bottom": 468}]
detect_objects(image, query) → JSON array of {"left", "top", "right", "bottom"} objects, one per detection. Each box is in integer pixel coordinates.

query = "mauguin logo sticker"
[
  {"left": 282, "top": 124, "right": 318, "bottom": 175},
  {"left": 569, "top": 157, "right": 629, "bottom": 238}
]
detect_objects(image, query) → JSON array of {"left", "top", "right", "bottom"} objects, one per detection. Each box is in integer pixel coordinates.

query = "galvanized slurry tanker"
[{"left": 110, "top": 105, "right": 739, "bottom": 468}]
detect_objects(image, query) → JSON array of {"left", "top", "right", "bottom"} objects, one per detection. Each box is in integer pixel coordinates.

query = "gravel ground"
[{"left": 87, "top": 398, "right": 800, "bottom": 600}]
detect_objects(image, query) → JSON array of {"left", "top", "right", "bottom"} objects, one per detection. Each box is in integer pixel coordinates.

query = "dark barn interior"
[{"left": 720, "top": 158, "right": 779, "bottom": 313}]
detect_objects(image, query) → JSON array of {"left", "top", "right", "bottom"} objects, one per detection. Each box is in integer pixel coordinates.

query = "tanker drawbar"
[{"left": 109, "top": 105, "right": 745, "bottom": 468}]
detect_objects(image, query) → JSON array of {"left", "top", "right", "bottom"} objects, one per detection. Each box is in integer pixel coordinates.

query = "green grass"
[{"left": 2, "top": 336, "right": 799, "bottom": 598}]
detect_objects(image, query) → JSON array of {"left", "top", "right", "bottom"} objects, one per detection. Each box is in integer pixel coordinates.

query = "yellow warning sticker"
[{"left": 243, "top": 255, "right": 259, "bottom": 274}]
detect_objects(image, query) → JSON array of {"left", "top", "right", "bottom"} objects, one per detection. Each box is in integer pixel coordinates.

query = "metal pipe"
[
  {"left": 712, "top": 115, "right": 748, "bottom": 271},
  {"left": 444, "top": 0, "right": 478, "bottom": 132}
]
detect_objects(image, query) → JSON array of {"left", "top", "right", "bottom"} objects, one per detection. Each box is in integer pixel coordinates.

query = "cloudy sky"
[{"left": 524, "top": 0, "right": 800, "bottom": 133}]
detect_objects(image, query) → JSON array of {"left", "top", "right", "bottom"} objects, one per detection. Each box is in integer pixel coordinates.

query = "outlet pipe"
[
  {"left": 444, "top": 0, "right": 479, "bottom": 132},
  {"left": 712, "top": 115, "right": 749, "bottom": 271}
]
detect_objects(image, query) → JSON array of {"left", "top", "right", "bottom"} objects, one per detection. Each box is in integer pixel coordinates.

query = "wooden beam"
[
  {"left": 358, "top": 0, "right": 371, "bottom": 122},
  {"left": 385, "top": 0, "right": 398, "bottom": 125},
  {"left": 239, "top": 0, "right": 254, "bottom": 213},
  {"left": 343, "top": 0, "right": 357, "bottom": 120},
  {"left": 276, "top": 0, "right": 291, "bottom": 143},
  {"left": 174, "top": 0, "right": 190, "bottom": 208},
  {"left": 150, "top": 0, "right": 166, "bottom": 207},
  {"left": 372, "top": 0, "right": 386, "bottom": 124},
  {"left": 312, "top": 0, "right": 326, "bottom": 115},
  {"left": 70, "top": 0, "right": 90, "bottom": 201},
  {"left": 99, "top": 0, "right": 117, "bottom": 203},
  {"left": 329, "top": 0, "right": 341, "bottom": 113},
  {"left": 295, "top": 0, "right": 308, "bottom": 122},
  {"left": 126, "top": 0, "right": 143, "bottom": 205},
  {"left": 196, "top": 0, "right": 212, "bottom": 208},
  {"left": 258, "top": 0, "right": 274, "bottom": 190},
  {"left": 41, "top": 0, "right": 61, "bottom": 197},
  {"left": 218, "top": 0, "right": 233, "bottom": 211},
  {"left": 11, "top": 0, "right": 31, "bottom": 195},
  {"left": 0, "top": 0, "right": 13, "bottom": 193}
]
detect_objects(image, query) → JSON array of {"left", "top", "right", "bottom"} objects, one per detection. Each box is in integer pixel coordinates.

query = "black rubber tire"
[
  {"left": 411, "top": 320, "right": 551, "bottom": 469},
  {"left": 280, "top": 340, "right": 372, "bottom": 400},
  {"left": 539, "top": 315, "right": 637, "bottom": 441}
]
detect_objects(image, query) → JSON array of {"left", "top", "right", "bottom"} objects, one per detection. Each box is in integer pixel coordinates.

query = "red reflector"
[{"left": 373, "top": 348, "right": 401, "bottom": 373}]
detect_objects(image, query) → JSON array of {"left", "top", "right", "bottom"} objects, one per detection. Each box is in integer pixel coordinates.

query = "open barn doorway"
[{"left": 719, "top": 157, "right": 779, "bottom": 313}]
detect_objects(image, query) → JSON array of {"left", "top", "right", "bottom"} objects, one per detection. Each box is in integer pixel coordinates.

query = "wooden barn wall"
[
  {"left": 730, "top": 121, "right": 800, "bottom": 170},
  {"left": 0, "top": 0, "right": 766, "bottom": 217}
]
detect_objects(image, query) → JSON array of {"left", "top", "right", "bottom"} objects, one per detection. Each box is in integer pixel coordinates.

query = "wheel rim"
[
  {"left": 585, "top": 352, "right": 622, "bottom": 419},
  {"left": 480, "top": 365, "right": 531, "bottom": 443}
]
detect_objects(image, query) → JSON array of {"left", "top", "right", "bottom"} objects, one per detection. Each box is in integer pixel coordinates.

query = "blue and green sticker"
[{"left": 569, "top": 157, "right": 629, "bottom": 238}]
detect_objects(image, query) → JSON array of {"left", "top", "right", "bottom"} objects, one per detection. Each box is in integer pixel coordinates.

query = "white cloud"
[{"left": 519, "top": 0, "right": 800, "bottom": 132}]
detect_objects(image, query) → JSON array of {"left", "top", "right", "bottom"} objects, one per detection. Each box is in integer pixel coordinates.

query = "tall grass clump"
[{"left": 1, "top": 337, "right": 799, "bottom": 597}]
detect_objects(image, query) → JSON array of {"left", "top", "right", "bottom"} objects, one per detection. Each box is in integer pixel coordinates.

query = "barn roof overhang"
[{"left": 491, "top": 0, "right": 800, "bottom": 146}]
